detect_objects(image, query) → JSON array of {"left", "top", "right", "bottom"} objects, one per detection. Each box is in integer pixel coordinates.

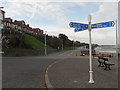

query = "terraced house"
[
  {"left": 1, "top": 9, "right": 44, "bottom": 37},
  {"left": 0, "top": 9, "right": 5, "bottom": 49},
  {"left": 14, "top": 20, "right": 26, "bottom": 33},
  {"left": 26, "top": 24, "right": 33, "bottom": 34},
  {"left": 3, "top": 19, "right": 43, "bottom": 35},
  {"left": 0, "top": 9, "right": 5, "bottom": 28},
  {"left": 3, "top": 18, "right": 14, "bottom": 28},
  {"left": 32, "top": 28, "right": 43, "bottom": 36}
]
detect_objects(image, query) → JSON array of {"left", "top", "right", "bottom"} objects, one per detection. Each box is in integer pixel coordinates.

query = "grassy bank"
[
  {"left": 24, "top": 34, "right": 52, "bottom": 49},
  {"left": 2, "top": 34, "right": 54, "bottom": 56},
  {"left": 63, "top": 47, "right": 74, "bottom": 50}
]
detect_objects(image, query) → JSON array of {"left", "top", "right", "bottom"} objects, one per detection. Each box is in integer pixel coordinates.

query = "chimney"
[
  {"left": 27, "top": 24, "right": 29, "bottom": 27},
  {"left": 14, "top": 20, "right": 17, "bottom": 22}
]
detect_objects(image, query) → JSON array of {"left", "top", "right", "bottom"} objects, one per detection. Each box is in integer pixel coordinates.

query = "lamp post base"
[
  {"left": 89, "top": 71, "right": 94, "bottom": 84},
  {"left": 89, "top": 80, "right": 94, "bottom": 84}
]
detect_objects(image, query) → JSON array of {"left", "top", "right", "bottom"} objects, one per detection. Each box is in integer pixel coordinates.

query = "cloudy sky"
[{"left": 0, "top": 0, "right": 118, "bottom": 45}]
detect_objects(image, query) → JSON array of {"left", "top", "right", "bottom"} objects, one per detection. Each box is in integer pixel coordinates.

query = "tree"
[
  {"left": 65, "top": 39, "right": 73, "bottom": 47},
  {"left": 59, "top": 34, "right": 68, "bottom": 48},
  {"left": 50, "top": 36, "right": 62, "bottom": 49}
]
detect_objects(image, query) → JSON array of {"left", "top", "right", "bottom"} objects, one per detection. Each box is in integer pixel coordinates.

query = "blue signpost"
[
  {"left": 69, "top": 22, "right": 88, "bottom": 28},
  {"left": 69, "top": 16, "right": 115, "bottom": 84},
  {"left": 74, "top": 27, "right": 88, "bottom": 32},
  {"left": 70, "top": 21, "right": 115, "bottom": 32},
  {"left": 91, "top": 21, "right": 115, "bottom": 29}
]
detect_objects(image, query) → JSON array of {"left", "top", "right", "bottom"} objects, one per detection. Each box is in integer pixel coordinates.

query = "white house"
[{"left": 0, "top": 10, "right": 5, "bottom": 29}]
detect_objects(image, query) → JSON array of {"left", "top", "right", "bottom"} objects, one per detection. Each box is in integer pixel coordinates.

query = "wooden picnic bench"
[{"left": 97, "top": 56, "right": 115, "bottom": 70}]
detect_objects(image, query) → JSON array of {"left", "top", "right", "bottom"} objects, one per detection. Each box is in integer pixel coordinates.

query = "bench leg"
[
  {"left": 102, "top": 63, "right": 104, "bottom": 67},
  {"left": 104, "top": 66, "right": 107, "bottom": 70},
  {"left": 104, "top": 68, "right": 106, "bottom": 70},
  {"left": 109, "top": 68, "right": 111, "bottom": 70},
  {"left": 104, "top": 65, "right": 112, "bottom": 70},
  {"left": 98, "top": 64, "right": 101, "bottom": 67},
  {"left": 104, "top": 65, "right": 109, "bottom": 70},
  {"left": 108, "top": 65, "right": 111, "bottom": 70},
  {"left": 98, "top": 63, "right": 101, "bottom": 67}
]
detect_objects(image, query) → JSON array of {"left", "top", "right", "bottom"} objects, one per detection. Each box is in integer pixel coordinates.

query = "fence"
[{"left": 2, "top": 49, "right": 57, "bottom": 57}]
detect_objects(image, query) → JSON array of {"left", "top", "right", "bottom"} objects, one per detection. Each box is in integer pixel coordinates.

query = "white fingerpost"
[
  {"left": 88, "top": 14, "right": 94, "bottom": 84},
  {"left": 116, "top": 19, "right": 118, "bottom": 60},
  {"left": 45, "top": 31, "right": 47, "bottom": 55}
]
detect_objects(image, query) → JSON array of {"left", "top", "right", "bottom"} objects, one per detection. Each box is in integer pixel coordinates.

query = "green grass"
[
  {"left": 24, "top": 34, "right": 52, "bottom": 49},
  {"left": 63, "top": 47, "right": 74, "bottom": 50}
]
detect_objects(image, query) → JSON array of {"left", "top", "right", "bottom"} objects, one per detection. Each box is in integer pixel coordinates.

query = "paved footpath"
[{"left": 45, "top": 55, "right": 118, "bottom": 88}]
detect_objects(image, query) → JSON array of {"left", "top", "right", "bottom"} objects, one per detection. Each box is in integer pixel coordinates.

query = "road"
[{"left": 2, "top": 49, "right": 79, "bottom": 88}]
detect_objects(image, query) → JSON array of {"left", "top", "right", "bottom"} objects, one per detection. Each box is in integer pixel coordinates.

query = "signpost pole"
[
  {"left": 88, "top": 15, "right": 94, "bottom": 84},
  {"left": 116, "top": 19, "right": 118, "bottom": 60},
  {"left": 69, "top": 16, "right": 115, "bottom": 84}
]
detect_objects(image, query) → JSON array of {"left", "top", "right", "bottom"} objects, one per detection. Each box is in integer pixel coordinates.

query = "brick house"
[
  {"left": 0, "top": 10, "right": 5, "bottom": 29},
  {"left": 1, "top": 10, "right": 44, "bottom": 36},
  {"left": 32, "top": 28, "right": 43, "bottom": 36},
  {"left": 14, "top": 20, "right": 26, "bottom": 32},
  {"left": 26, "top": 24, "right": 33, "bottom": 34},
  {"left": 3, "top": 18, "right": 13, "bottom": 28}
]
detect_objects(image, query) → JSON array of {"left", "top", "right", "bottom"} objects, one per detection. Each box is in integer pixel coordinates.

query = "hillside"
[{"left": 24, "top": 34, "right": 52, "bottom": 49}]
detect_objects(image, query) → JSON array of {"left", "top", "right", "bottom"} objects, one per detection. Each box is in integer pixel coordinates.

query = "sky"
[{"left": 0, "top": 0, "right": 118, "bottom": 45}]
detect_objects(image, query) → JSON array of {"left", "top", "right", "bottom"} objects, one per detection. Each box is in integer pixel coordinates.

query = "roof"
[
  {"left": 3, "top": 18, "right": 12, "bottom": 22},
  {"left": 1, "top": 10, "right": 5, "bottom": 13},
  {"left": 32, "top": 28, "right": 43, "bottom": 31},
  {"left": 14, "top": 20, "right": 26, "bottom": 26},
  {"left": 32, "top": 28, "right": 40, "bottom": 30},
  {"left": 14, "top": 20, "right": 25, "bottom": 25}
]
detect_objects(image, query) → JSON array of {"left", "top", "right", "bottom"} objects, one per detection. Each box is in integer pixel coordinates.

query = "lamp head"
[{"left": 0, "top": 7, "right": 4, "bottom": 9}]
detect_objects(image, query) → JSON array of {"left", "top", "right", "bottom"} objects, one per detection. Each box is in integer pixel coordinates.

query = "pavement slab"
[{"left": 46, "top": 56, "right": 118, "bottom": 88}]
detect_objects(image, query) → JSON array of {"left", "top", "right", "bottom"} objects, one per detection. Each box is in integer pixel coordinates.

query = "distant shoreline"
[
  {"left": 95, "top": 45, "right": 118, "bottom": 54},
  {"left": 95, "top": 49, "right": 116, "bottom": 54}
]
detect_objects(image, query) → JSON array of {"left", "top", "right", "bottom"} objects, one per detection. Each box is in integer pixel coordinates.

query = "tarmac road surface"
[{"left": 2, "top": 50, "right": 78, "bottom": 88}]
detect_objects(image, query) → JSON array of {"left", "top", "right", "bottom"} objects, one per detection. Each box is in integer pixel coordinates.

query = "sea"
[{"left": 95, "top": 45, "right": 118, "bottom": 54}]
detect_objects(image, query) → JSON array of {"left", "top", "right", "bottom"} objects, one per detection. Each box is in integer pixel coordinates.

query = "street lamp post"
[
  {"left": 0, "top": 7, "right": 4, "bottom": 48},
  {"left": 0, "top": 7, "right": 4, "bottom": 29},
  {"left": 88, "top": 14, "right": 94, "bottom": 84},
  {"left": 62, "top": 39, "right": 63, "bottom": 50},
  {"left": 45, "top": 31, "right": 47, "bottom": 55},
  {"left": 0, "top": 6, "right": 4, "bottom": 90},
  {"left": 73, "top": 40, "right": 74, "bottom": 50}
]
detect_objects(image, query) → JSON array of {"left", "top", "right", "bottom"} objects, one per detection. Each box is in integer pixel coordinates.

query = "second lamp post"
[{"left": 45, "top": 31, "right": 47, "bottom": 55}]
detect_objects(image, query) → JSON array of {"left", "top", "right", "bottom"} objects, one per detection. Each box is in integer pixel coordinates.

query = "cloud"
[
  {"left": 36, "top": 2, "right": 69, "bottom": 27},
  {"left": 91, "top": 2, "right": 118, "bottom": 22},
  {"left": 1, "top": 2, "right": 118, "bottom": 45},
  {"left": 61, "top": 2, "right": 117, "bottom": 45},
  {"left": 0, "top": 0, "right": 119, "bottom": 2},
  {"left": 2, "top": 2, "right": 71, "bottom": 27},
  {"left": 70, "top": 2, "right": 117, "bottom": 45},
  {"left": 90, "top": 2, "right": 117, "bottom": 45}
]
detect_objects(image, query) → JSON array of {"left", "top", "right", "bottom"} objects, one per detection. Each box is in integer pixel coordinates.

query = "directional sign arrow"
[
  {"left": 69, "top": 22, "right": 88, "bottom": 28},
  {"left": 74, "top": 28, "right": 88, "bottom": 32},
  {"left": 69, "top": 21, "right": 115, "bottom": 32},
  {"left": 91, "top": 21, "right": 115, "bottom": 29}
]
